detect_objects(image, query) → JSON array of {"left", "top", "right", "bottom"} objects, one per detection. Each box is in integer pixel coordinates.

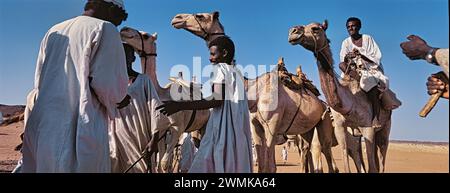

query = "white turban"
[{"left": 103, "top": 0, "right": 125, "bottom": 9}]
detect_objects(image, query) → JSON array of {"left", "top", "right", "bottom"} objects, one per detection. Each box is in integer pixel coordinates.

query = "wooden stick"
[{"left": 419, "top": 90, "right": 443, "bottom": 117}]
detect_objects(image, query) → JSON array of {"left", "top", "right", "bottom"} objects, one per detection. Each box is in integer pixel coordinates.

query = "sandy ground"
[{"left": 1, "top": 122, "right": 448, "bottom": 173}]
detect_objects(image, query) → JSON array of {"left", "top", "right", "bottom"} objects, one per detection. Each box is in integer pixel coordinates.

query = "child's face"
[{"left": 209, "top": 45, "right": 226, "bottom": 64}]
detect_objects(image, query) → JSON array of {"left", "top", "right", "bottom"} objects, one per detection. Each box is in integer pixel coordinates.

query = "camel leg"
[
  {"left": 298, "top": 134, "right": 312, "bottom": 173},
  {"left": 294, "top": 136, "right": 306, "bottom": 172},
  {"left": 156, "top": 133, "right": 166, "bottom": 173},
  {"left": 376, "top": 124, "right": 391, "bottom": 173},
  {"left": 299, "top": 139, "right": 309, "bottom": 173},
  {"left": 360, "top": 126, "right": 378, "bottom": 173},
  {"left": 334, "top": 124, "right": 351, "bottom": 173},
  {"left": 307, "top": 151, "right": 314, "bottom": 173},
  {"left": 251, "top": 118, "right": 267, "bottom": 173},
  {"left": 310, "top": 129, "right": 323, "bottom": 173},
  {"left": 346, "top": 132, "right": 366, "bottom": 173},
  {"left": 265, "top": 133, "right": 277, "bottom": 173},
  {"left": 323, "top": 147, "right": 339, "bottom": 173},
  {"left": 315, "top": 112, "right": 337, "bottom": 173}
]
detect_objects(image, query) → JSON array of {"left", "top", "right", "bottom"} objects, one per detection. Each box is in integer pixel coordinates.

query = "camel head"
[
  {"left": 120, "top": 26, "right": 157, "bottom": 56},
  {"left": 288, "top": 20, "right": 329, "bottom": 53},
  {"left": 171, "top": 11, "right": 225, "bottom": 42}
]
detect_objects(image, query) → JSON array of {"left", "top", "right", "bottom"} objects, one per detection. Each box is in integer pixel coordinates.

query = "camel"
[
  {"left": 171, "top": 12, "right": 225, "bottom": 45},
  {"left": 288, "top": 21, "right": 396, "bottom": 173},
  {"left": 171, "top": 12, "right": 339, "bottom": 173},
  {"left": 120, "top": 27, "right": 210, "bottom": 172}
]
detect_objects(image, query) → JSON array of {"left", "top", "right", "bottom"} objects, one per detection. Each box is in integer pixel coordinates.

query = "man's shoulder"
[
  {"left": 362, "top": 34, "right": 375, "bottom": 40},
  {"left": 342, "top": 36, "right": 352, "bottom": 44},
  {"left": 50, "top": 16, "right": 114, "bottom": 32}
]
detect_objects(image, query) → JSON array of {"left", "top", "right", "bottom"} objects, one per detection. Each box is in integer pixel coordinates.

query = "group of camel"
[{"left": 119, "top": 12, "right": 397, "bottom": 173}]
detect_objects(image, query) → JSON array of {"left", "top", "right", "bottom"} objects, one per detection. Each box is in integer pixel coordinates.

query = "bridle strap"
[
  {"left": 192, "top": 14, "right": 225, "bottom": 41},
  {"left": 137, "top": 31, "right": 157, "bottom": 74}
]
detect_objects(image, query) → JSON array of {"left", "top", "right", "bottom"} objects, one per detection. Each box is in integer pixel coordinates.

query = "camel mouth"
[
  {"left": 171, "top": 20, "right": 185, "bottom": 29},
  {"left": 288, "top": 35, "right": 302, "bottom": 45}
]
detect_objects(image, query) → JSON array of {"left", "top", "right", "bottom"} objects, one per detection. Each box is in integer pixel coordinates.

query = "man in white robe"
[
  {"left": 339, "top": 17, "right": 387, "bottom": 124},
  {"left": 157, "top": 36, "right": 253, "bottom": 173},
  {"left": 109, "top": 43, "right": 169, "bottom": 173},
  {"left": 21, "top": 0, "right": 129, "bottom": 173}
]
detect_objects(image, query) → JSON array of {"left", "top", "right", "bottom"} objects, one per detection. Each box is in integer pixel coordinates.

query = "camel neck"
[
  {"left": 141, "top": 55, "right": 162, "bottom": 92},
  {"left": 244, "top": 78, "right": 259, "bottom": 112},
  {"left": 206, "top": 33, "right": 225, "bottom": 46},
  {"left": 315, "top": 48, "right": 352, "bottom": 114}
]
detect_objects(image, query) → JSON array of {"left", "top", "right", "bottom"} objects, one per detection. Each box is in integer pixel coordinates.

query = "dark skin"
[
  {"left": 400, "top": 35, "right": 448, "bottom": 99},
  {"left": 156, "top": 45, "right": 227, "bottom": 116},
  {"left": 400, "top": 35, "right": 436, "bottom": 62},
  {"left": 339, "top": 21, "right": 377, "bottom": 74},
  {"left": 427, "top": 74, "right": 449, "bottom": 99},
  {"left": 116, "top": 45, "right": 136, "bottom": 109},
  {"left": 82, "top": 4, "right": 125, "bottom": 27}
]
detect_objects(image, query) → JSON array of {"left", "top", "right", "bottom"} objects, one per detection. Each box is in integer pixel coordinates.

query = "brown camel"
[
  {"left": 120, "top": 27, "right": 210, "bottom": 172},
  {"left": 288, "top": 21, "right": 396, "bottom": 173},
  {"left": 171, "top": 12, "right": 337, "bottom": 173}
]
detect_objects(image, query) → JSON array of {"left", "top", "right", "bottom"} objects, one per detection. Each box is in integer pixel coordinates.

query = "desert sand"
[{"left": 1, "top": 121, "right": 448, "bottom": 173}]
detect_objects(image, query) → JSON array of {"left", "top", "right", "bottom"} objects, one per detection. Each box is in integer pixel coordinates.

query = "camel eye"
[
  {"left": 142, "top": 34, "right": 150, "bottom": 39},
  {"left": 195, "top": 14, "right": 205, "bottom": 19},
  {"left": 312, "top": 27, "right": 320, "bottom": 31}
]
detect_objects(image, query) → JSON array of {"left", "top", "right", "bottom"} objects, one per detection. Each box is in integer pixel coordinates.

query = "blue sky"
[{"left": 0, "top": 0, "right": 448, "bottom": 141}]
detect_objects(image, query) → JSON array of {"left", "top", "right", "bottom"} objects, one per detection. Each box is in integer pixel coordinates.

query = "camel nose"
[
  {"left": 175, "top": 15, "right": 184, "bottom": 20},
  {"left": 290, "top": 26, "right": 304, "bottom": 35},
  {"left": 290, "top": 28, "right": 298, "bottom": 35}
]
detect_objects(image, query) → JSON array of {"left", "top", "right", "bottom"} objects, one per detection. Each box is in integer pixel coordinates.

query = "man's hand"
[
  {"left": 345, "top": 52, "right": 358, "bottom": 61},
  {"left": 117, "top": 95, "right": 131, "bottom": 109},
  {"left": 400, "top": 35, "right": 433, "bottom": 60},
  {"left": 427, "top": 74, "right": 449, "bottom": 99},
  {"left": 156, "top": 101, "right": 180, "bottom": 116}
]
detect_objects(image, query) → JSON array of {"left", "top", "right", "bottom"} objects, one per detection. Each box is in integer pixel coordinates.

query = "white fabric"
[
  {"left": 11, "top": 89, "right": 38, "bottom": 173},
  {"left": 179, "top": 133, "right": 197, "bottom": 172},
  {"left": 109, "top": 74, "right": 166, "bottom": 173},
  {"left": 188, "top": 63, "right": 253, "bottom": 173},
  {"left": 21, "top": 16, "right": 128, "bottom": 173},
  {"left": 340, "top": 34, "right": 389, "bottom": 92},
  {"left": 169, "top": 77, "right": 203, "bottom": 100},
  {"left": 282, "top": 148, "right": 287, "bottom": 161},
  {"left": 436, "top": 48, "right": 449, "bottom": 77},
  {"left": 103, "top": 0, "right": 125, "bottom": 9}
]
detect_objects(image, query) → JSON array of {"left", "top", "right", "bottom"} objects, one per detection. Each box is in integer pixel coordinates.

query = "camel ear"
[
  {"left": 212, "top": 11, "right": 220, "bottom": 19},
  {"left": 151, "top": 32, "right": 158, "bottom": 40},
  {"left": 141, "top": 32, "right": 150, "bottom": 39},
  {"left": 321, "top": 20, "right": 328, "bottom": 31},
  {"left": 277, "top": 57, "right": 285, "bottom": 66}
]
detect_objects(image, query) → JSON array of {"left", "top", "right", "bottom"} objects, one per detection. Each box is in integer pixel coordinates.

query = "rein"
[
  {"left": 137, "top": 31, "right": 157, "bottom": 74},
  {"left": 192, "top": 14, "right": 225, "bottom": 41}
]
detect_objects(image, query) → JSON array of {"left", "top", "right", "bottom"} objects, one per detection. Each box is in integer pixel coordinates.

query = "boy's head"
[{"left": 208, "top": 36, "right": 235, "bottom": 64}]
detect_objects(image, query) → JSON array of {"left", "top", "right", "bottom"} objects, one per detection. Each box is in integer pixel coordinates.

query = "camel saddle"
[{"left": 277, "top": 59, "right": 321, "bottom": 96}]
